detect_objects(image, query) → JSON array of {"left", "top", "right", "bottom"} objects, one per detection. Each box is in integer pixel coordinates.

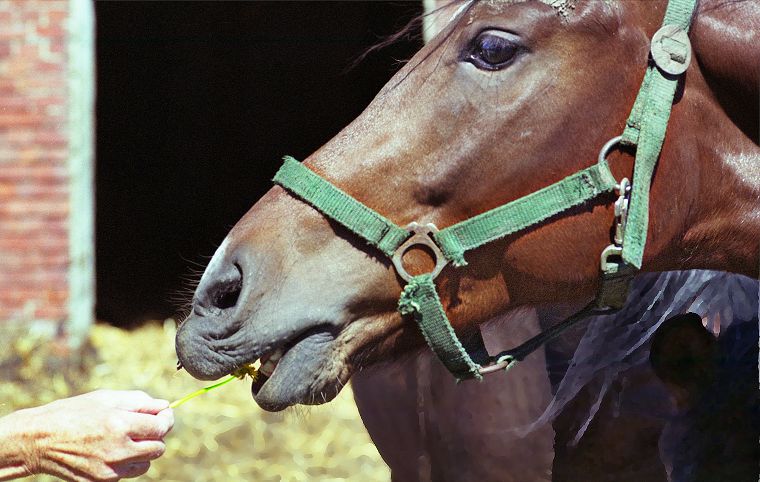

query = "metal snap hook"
[
  {"left": 600, "top": 176, "right": 631, "bottom": 274},
  {"left": 600, "top": 244, "right": 624, "bottom": 274},
  {"left": 391, "top": 223, "right": 449, "bottom": 283}
]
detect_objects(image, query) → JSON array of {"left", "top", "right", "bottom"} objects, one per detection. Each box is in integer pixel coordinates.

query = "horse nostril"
[
  {"left": 213, "top": 275, "right": 242, "bottom": 310},
  {"left": 195, "top": 262, "right": 243, "bottom": 314}
]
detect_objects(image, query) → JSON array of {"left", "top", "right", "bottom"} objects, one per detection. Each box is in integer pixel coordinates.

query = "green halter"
[{"left": 273, "top": 0, "right": 697, "bottom": 380}]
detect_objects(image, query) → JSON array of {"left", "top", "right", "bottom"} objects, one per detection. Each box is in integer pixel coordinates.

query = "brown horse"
[
  {"left": 175, "top": 0, "right": 759, "bottom": 476},
  {"left": 348, "top": 3, "right": 760, "bottom": 479}
]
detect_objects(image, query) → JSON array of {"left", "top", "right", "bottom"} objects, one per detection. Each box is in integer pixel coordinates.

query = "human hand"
[{"left": 2, "top": 389, "right": 173, "bottom": 481}]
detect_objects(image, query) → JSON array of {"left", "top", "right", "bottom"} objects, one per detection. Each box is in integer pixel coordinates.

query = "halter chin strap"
[{"left": 272, "top": 0, "right": 697, "bottom": 381}]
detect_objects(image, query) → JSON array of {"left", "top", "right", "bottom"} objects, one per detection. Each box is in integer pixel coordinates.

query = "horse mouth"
[
  {"left": 249, "top": 325, "right": 342, "bottom": 411},
  {"left": 175, "top": 314, "right": 348, "bottom": 412}
]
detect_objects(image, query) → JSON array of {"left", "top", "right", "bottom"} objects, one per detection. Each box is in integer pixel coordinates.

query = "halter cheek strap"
[
  {"left": 272, "top": 0, "right": 697, "bottom": 381},
  {"left": 620, "top": 0, "right": 698, "bottom": 268}
]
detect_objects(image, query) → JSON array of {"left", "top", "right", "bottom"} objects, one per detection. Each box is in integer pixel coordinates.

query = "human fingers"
[
  {"left": 115, "top": 390, "right": 170, "bottom": 414},
  {"left": 124, "top": 440, "right": 166, "bottom": 462},
  {"left": 90, "top": 390, "right": 169, "bottom": 414},
  {"left": 156, "top": 407, "right": 174, "bottom": 432},
  {"left": 124, "top": 411, "right": 174, "bottom": 440},
  {"left": 111, "top": 461, "right": 151, "bottom": 479},
  {"left": 129, "top": 397, "right": 170, "bottom": 415}
]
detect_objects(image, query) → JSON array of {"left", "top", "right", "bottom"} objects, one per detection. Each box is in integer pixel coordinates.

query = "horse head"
[{"left": 176, "top": 0, "right": 759, "bottom": 411}]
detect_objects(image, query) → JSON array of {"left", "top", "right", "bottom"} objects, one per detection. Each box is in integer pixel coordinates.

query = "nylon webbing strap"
[
  {"left": 434, "top": 161, "right": 618, "bottom": 267},
  {"left": 398, "top": 274, "right": 482, "bottom": 380},
  {"left": 273, "top": 156, "right": 410, "bottom": 257},
  {"left": 620, "top": 0, "right": 697, "bottom": 268}
]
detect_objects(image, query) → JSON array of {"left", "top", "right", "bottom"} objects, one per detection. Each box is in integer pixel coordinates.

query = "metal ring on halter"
[
  {"left": 598, "top": 135, "right": 624, "bottom": 165},
  {"left": 391, "top": 222, "right": 449, "bottom": 283}
]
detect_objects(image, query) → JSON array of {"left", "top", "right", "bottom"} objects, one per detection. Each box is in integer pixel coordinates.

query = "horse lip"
[
  {"left": 250, "top": 327, "right": 338, "bottom": 411},
  {"left": 175, "top": 311, "right": 339, "bottom": 382}
]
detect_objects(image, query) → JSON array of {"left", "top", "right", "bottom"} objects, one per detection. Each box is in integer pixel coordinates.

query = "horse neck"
[
  {"left": 669, "top": 94, "right": 760, "bottom": 279},
  {"left": 696, "top": 147, "right": 760, "bottom": 278},
  {"left": 692, "top": 0, "right": 760, "bottom": 144},
  {"left": 654, "top": 4, "right": 760, "bottom": 279}
]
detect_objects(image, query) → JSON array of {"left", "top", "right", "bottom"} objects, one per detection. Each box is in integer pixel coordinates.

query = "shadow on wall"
[{"left": 95, "top": 2, "right": 423, "bottom": 326}]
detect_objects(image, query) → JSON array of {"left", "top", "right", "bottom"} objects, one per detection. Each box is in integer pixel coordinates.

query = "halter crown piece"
[{"left": 273, "top": 0, "right": 697, "bottom": 381}]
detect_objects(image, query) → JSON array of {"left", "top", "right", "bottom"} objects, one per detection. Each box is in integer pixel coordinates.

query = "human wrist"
[{"left": 0, "top": 409, "right": 42, "bottom": 480}]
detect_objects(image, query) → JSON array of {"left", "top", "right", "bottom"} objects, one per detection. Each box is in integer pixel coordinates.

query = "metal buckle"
[
  {"left": 391, "top": 222, "right": 449, "bottom": 283},
  {"left": 651, "top": 24, "right": 692, "bottom": 76}
]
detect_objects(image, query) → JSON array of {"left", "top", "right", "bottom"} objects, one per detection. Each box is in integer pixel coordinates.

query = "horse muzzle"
[{"left": 175, "top": 239, "right": 352, "bottom": 410}]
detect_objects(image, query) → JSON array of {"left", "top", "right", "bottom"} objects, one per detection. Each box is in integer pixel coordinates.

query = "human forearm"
[{"left": 0, "top": 409, "right": 36, "bottom": 481}]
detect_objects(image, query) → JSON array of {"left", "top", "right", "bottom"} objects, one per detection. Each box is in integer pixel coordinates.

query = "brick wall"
[
  {"left": 0, "top": 0, "right": 93, "bottom": 345},
  {"left": 0, "top": 0, "right": 70, "bottom": 323}
]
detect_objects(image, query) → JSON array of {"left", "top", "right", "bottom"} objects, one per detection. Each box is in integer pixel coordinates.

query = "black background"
[{"left": 95, "top": 2, "right": 423, "bottom": 325}]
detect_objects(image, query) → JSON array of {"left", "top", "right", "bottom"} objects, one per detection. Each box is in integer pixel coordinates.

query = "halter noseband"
[{"left": 272, "top": 0, "right": 697, "bottom": 381}]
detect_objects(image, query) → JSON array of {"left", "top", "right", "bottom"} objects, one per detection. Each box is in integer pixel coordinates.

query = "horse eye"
[{"left": 467, "top": 31, "right": 520, "bottom": 71}]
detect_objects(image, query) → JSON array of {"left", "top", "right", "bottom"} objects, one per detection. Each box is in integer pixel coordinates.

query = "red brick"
[
  {"left": 0, "top": 288, "right": 67, "bottom": 301},
  {"left": 0, "top": 166, "right": 68, "bottom": 177},
  {"left": 37, "top": 23, "right": 66, "bottom": 37},
  {"left": 0, "top": 30, "right": 25, "bottom": 41},
  {"left": 0, "top": 0, "right": 72, "bottom": 325},
  {"left": 0, "top": 103, "right": 32, "bottom": 116},
  {"left": 0, "top": 199, "right": 68, "bottom": 212},
  {"left": 0, "top": 220, "right": 67, "bottom": 233},
  {"left": 0, "top": 254, "right": 69, "bottom": 270},
  {"left": 33, "top": 131, "right": 66, "bottom": 146},
  {"left": 0, "top": 113, "right": 46, "bottom": 126},
  {"left": 36, "top": 60, "right": 65, "bottom": 73},
  {"left": 0, "top": 182, "right": 67, "bottom": 197},
  {"left": 13, "top": 272, "right": 68, "bottom": 286},
  {"left": 34, "top": 95, "right": 65, "bottom": 107}
]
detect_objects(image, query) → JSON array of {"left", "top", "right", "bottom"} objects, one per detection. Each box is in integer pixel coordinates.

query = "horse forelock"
[
  {"left": 473, "top": 0, "right": 578, "bottom": 13},
  {"left": 443, "top": 0, "right": 584, "bottom": 22},
  {"left": 539, "top": 0, "right": 578, "bottom": 17}
]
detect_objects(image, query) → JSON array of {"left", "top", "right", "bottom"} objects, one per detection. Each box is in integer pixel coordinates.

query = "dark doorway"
[{"left": 95, "top": 2, "right": 423, "bottom": 326}]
